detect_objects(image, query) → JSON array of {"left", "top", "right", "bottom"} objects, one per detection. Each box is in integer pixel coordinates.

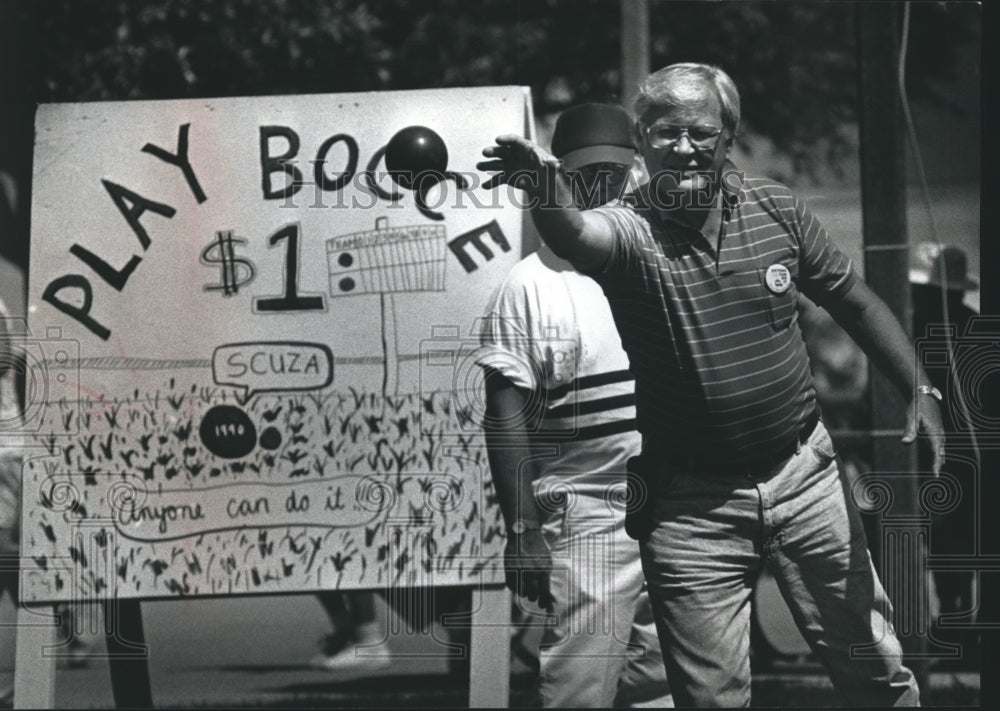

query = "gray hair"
[{"left": 634, "top": 63, "right": 741, "bottom": 139}]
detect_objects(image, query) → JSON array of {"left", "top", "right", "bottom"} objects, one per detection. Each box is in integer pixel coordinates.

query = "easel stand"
[
  {"left": 469, "top": 585, "right": 511, "bottom": 708},
  {"left": 13, "top": 588, "right": 510, "bottom": 708},
  {"left": 13, "top": 599, "right": 152, "bottom": 709},
  {"left": 103, "top": 600, "right": 153, "bottom": 707}
]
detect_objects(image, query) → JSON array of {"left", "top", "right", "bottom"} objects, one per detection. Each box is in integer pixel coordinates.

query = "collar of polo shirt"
[{"left": 719, "top": 159, "right": 743, "bottom": 209}]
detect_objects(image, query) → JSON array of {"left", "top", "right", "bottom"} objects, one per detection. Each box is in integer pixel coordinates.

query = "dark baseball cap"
[{"left": 551, "top": 103, "right": 636, "bottom": 171}]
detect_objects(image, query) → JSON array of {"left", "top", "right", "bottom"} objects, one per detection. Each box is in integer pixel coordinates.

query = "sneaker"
[
  {"left": 310, "top": 632, "right": 390, "bottom": 671},
  {"left": 310, "top": 646, "right": 391, "bottom": 671},
  {"left": 317, "top": 631, "right": 353, "bottom": 657}
]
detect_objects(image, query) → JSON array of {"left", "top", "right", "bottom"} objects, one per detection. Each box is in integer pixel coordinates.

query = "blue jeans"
[{"left": 640, "top": 421, "right": 919, "bottom": 707}]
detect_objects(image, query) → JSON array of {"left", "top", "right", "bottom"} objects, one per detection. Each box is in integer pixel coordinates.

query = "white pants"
[{"left": 537, "top": 494, "right": 673, "bottom": 708}]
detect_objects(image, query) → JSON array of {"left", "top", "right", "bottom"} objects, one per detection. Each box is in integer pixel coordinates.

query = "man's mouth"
[{"left": 659, "top": 167, "right": 702, "bottom": 181}]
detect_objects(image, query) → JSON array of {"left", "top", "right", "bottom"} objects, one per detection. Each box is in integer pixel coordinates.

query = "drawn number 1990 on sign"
[{"left": 253, "top": 222, "right": 327, "bottom": 313}]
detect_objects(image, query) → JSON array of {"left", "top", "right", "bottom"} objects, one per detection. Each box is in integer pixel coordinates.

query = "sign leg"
[
  {"left": 468, "top": 585, "right": 510, "bottom": 708},
  {"left": 12, "top": 604, "right": 57, "bottom": 709},
  {"left": 104, "top": 599, "right": 153, "bottom": 708}
]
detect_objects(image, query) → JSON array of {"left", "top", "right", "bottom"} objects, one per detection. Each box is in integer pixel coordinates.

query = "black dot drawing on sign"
[
  {"left": 339, "top": 277, "right": 355, "bottom": 292},
  {"left": 259, "top": 427, "right": 282, "bottom": 451},
  {"left": 338, "top": 253, "right": 353, "bottom": 267}
]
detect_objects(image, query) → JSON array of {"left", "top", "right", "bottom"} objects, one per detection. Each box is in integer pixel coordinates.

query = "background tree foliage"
[{"left": 0, "top": 0, "right": 980, "bottom": 268}]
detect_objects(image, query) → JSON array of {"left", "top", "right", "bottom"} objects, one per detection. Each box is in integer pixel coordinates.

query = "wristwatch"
[
  {"left": 509, "top": 520, "right": 541, "bottom": 535},
  {"left": 917, "top": 385, "right": 943, "bottom": 402}
]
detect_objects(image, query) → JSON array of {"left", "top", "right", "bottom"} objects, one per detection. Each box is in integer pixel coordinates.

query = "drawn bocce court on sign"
[
  {"left": 13, "top": 86, "right": 536, "bottom": 707},
  {"left": 326, "top": 217, "right": 447, "bottom": 397}
]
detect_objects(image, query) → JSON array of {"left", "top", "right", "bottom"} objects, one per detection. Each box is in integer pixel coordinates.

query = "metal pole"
[
  {"left": 620, "top": 0, "right": 650, "bottom": 115},
  {"left": 856, "top": 0, "right": 930, "bottom": 681}
]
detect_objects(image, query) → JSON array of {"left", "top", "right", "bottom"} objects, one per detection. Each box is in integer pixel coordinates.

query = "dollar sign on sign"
[{"left": 201, "top": 230, "right": 256, "bottom": 296}]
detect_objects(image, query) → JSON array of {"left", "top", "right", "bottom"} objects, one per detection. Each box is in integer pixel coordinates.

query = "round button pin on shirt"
[{"left": 765, "top": 263, "right": 791, "bottom": 294}]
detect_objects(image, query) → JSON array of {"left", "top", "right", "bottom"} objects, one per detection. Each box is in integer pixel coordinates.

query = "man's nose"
[{"left": 671, "top": 134, "right": 696, "bottom": 155}]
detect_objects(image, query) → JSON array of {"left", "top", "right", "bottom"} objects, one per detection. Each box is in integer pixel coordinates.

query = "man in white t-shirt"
[{"left": 478, "top": 104, "right": 671, "bottom": 708}]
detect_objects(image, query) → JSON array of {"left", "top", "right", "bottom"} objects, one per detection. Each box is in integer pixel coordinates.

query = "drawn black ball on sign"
[
  {"left": 259, "top": 426, "right": 282, "bottom": 451},
  {"left": 199, "top": 405, "right": 257, "bottom": 459}
]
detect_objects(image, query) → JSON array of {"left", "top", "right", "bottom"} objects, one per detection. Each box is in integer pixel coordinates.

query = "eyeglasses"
[{"left": 643, "top": 123, "right": 723, "bottom": 150}]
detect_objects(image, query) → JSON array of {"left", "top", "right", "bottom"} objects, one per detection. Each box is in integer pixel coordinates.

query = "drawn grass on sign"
[{"left": 24, "top": 383, "right": 503, "bottom": 600}]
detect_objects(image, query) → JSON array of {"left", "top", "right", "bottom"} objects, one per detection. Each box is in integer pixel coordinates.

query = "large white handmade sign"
[{"left": 21, "top": 87, "right": 530, "bottom": 602}]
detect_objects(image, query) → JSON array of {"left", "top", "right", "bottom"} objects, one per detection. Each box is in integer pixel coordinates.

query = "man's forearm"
[
  {"left": 828, "top": 279, "right": 947, "bottom": 469},
  {"left": 827, "top": 281, "right": 931, "bottom": 396},
  {"left": 523, "top": 165, "right": 585, "bottom": 259},
  {"left": 483, "top": 372, "right": 545, "bottom": 531},
  {"left": 529, "top": 202, "right": 587, "bottom": 262},
  {"left": 529, "top": 196, "right": 613, "bottom": 273},
  {"left": 484, "top": 435, "right": 544, "bottom": 531},
  {"left": 478, "top": 135, "right": 613, "bottom": 272}
]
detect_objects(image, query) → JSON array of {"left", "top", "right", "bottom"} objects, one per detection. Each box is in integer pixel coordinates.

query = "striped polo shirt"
[{"left": 588, "top": 169, "right": 856, "bottom": 463}]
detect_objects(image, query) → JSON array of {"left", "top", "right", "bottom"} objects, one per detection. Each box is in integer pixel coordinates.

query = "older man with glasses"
[{"left": 478, "top": 62, "right": 944, "bottom": 707}]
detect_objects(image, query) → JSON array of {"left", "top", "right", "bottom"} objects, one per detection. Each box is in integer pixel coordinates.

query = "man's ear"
[
  {"left": 629, "top": 154, "right": 649, "bottom": 187},
  {"left": 632, "top": 121, "right": 646, "bottom": 147}
]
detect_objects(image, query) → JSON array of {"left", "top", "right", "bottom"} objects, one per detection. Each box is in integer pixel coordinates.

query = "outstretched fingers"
[{"left": 478, "top": 135, "right": 554, "bottom": 191}]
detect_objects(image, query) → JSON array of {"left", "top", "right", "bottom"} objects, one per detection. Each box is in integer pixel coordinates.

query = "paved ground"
[{"left": 0, "top": 591, "right": 983, "bottom": 708}]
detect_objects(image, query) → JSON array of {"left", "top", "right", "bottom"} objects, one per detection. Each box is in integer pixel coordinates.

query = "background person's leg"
[
  {"left": 345, "top": 591, "right": 380, "bottom": 643},
  {"left": 538, "top": 523, "right": 639, "bottom": 708},
  {"left": 316, "top": 591, "right": 351, "bottom": 634},
  {"left": 312, "top": 591, "right": 390, "bottom": 670}
]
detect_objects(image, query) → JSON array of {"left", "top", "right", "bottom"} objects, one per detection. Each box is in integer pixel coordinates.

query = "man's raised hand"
[{"left": 478, "top": 135, "right": 562, "bottom": 192}]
